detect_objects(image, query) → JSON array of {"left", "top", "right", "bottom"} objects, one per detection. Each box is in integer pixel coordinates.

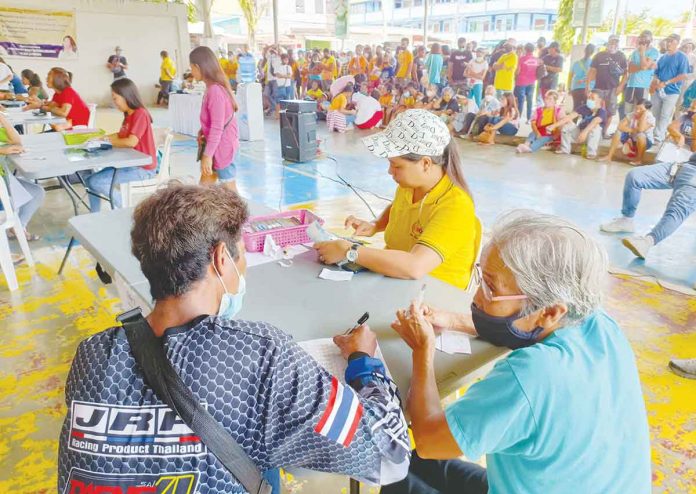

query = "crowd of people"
[{"left": 0, "top": 34, "right": 694, "bottom": 494}]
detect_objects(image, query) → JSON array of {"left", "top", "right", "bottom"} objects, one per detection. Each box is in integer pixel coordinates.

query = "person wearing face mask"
[
  {"left": 469, "top": 85, "right": 501, "bottom": 138},
  {"left": 315, "top": 110, "right": 480, "bottom": 290},
  {"left": 465, "top": 47, "right": 488, "bottom": 107},
  {"left": 383, "top": 210, "right": 651, "bottom": 494},
  {"left": 57, "top": 183, "right": 411, "bottom": 492},
  {"left": 492, "top": 43, "right": 517, "bottom": 97},
  {"left": 548, "top": 89, "right": 606, "bottom": 159}
]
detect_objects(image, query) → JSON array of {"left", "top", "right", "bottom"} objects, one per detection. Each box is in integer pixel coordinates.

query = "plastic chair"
[
  {"left": 121, "top": 128, "right": 174, "bottom": 207},
  {"left": 465, "top": 215, "right": 483, "bottom": 293},
  {"left": 87, "top": 103, "right": 97, "bottom": 129},
  {"left": 0, "top": 176, "right": 34, "bottom": 291}
]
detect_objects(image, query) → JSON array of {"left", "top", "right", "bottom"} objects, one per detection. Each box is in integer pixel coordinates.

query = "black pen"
[{"left": 345, "top": 311, "right": 370, "bottom": 335}]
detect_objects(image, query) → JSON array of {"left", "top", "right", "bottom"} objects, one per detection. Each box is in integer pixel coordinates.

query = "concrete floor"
[{"left": 0, "top": 107, "right": 694, "bottom": 492}]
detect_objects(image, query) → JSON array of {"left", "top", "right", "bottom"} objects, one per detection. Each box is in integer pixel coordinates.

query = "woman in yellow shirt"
[
  {"left": 315, "top": 110, "right": 480, "bottom": 290},
  {"left": 326, "top": 83, "right": 356, "bottom": 132},
  {"left": 158, "top": 50, "right": 176, "bottom": 105}
]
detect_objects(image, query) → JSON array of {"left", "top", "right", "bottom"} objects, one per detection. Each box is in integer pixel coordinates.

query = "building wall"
[
  {"left": 350, "top": 0, "right": 558, "bottom": 44},
  {"left": 3, "top": 0, "right": 189, "bottom": 106}
]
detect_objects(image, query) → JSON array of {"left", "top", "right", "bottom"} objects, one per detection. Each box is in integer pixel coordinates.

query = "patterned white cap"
[{"left": 362, "top": 109, "right": 451, "bottom": 158}]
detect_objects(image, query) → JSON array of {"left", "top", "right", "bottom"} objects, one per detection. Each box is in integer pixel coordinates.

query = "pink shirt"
[
  {"left": 200, "top": 83, "right": 238, "bottom": 170},
  {"left": 516, "top": 54, "right": 540, "bottom": 87}
]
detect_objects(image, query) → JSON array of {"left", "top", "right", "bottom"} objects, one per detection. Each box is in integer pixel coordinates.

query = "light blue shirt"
[
  {"left": 570, "top": 58, "right": 593, "bottom": 90},
  {"left": 445, "top": 310, "right": 651, "bottom": 494},
  {"left": 627, "top": 46, "right": 659, "bottom": 89},
  {"left": 425, "top": 53, "right": 443, "bottom": 85}
]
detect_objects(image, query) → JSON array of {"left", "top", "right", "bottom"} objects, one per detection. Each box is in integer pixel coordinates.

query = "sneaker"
[
  {"left": 600, "top": 217, "right": 635, "bottom": 233},
  {"left": 621, "top": 235, "right": 654, "bottom": 259},
  {"left": 668, "top": 358, "right": 696, "bottom": 379}
]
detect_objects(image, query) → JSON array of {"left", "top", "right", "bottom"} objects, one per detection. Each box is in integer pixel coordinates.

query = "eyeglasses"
[{"left": 473, "top": 263, "right": 528, "bottom": 302}]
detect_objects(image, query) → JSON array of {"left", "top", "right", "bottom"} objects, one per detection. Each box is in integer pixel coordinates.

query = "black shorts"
[
  {"left": 623, "top": 87, "right": 646, "bottom": 105},
  {"left": 595, "top": 88, "right": 618, "bottom": 115}
]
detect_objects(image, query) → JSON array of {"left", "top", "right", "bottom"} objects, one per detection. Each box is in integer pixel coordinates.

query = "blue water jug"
[{"left": 239, "top": 54, "right": 256, "bottom": 83}]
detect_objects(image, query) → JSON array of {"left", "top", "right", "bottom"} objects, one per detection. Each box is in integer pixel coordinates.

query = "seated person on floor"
[
  {"left": 326, "top": 82, "right": 357, "bottom": 132},
  {"left": 85, "top": 78, "right": 157, "bottom": 212},
  {"left": 352, "top": 89, "right": 383, "bottom": 129},
  {"left": 431, "top": 87, "right": 460, "bottom": 125},
  {"left": 0, "top": 113, "right": 45, "bottom": 261},
  {"left": 469, "top": 85, "right": 501, "bottom": 138},
  {"left": 598, "top": 99, "right": 655, "bottom": 165},
  {"left": 666, "top": 98, "right": 696, "bottom": 152},
  {"left": 383, "top": 210, "right": 651, "bottom": 494},
  {"left": 415, "top": 84, "right": 439, "bottom": 110},
  {"left": 548, "top": 89, "right": 606, "bottom": 159},
  {"left": 517, "top": 90, "right": 564, "bottom": 153},
  {"left": 392, "top": 83, "right": 418, "bottom": 118},
  {"left": 24, "top": 67, "right": 90, "bottom": 131},
  {"left": 314, "top": 110, "right": 480, "bottom": 290},
  {"left": 57, "top": 183, "right": 410, "bottom": 492},
  {"left": 379, "top": 83, "right": 395, "bottom": 126},
  {"left": 479, "top": 91, "right": 520, "bottom": 142},
  {"left": 450, "top": 93, "right": 479, "bottom": 136}
]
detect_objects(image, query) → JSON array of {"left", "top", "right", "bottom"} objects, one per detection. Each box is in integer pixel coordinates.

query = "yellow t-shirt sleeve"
[{"left": 417, "top": 195, "right": 475, "bottom": 262}]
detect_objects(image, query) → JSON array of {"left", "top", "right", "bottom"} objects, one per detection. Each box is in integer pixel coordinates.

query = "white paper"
[
  {"left": 435, "top": 331, "right": 472, "bottom": 355},
  {"left": 245, "top": 244, "right": 308, "bottom": 268},
  {"left": 319, "top": 268, "right": 354, "bottom": 281},
  {"left": 263, "top": 234, "right": 279, "bottom": 257},
  {"left": 306, "top": 221, "right": 339, "bottom": 242},
  {"left": 298, "top": 338, "right": 390, "bottom": 383}
]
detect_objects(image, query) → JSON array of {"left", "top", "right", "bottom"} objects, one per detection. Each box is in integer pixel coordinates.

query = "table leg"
[
  {"left": 58, "top": 237, "right": 76, "bottom": 275},
  {"left": 109, "top": 168, "right": 119, "bottom": 210},
  {"left": 57, "top": 176, "right": 90, "bottom": 214},
  {"left": 350, "top": 478, "right": 360, "bottom": 494}
]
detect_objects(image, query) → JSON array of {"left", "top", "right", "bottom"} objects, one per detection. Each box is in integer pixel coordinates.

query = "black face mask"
[{"left": 471, "top": 303, "right": 544, "bottom": 350}]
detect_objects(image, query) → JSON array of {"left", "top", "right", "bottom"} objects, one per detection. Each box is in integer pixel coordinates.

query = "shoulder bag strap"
[{"left": 117, "top": 308, "right": 271, "bottom": 494}]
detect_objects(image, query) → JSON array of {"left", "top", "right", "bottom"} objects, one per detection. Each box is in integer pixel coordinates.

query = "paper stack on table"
[
  {"left": 298, "top": 338, "right": 391, "bottom": 383},
  {"left": 435, "top": 331, "right": 472, "bottom": 355},
  {"left": 245, "top": 234, "right": 309, "bottom": 268},
  {"left": 319, "top": 268, "right": 354, "bottom": 281}
]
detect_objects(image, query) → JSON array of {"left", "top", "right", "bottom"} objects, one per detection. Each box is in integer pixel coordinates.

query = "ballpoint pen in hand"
[{"left": 344, "top": 311, "right": 370, "bottom": 335}]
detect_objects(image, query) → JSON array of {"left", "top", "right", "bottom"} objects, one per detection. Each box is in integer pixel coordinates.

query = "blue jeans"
[
  {"left": 469, "top": 84, "right": 482, "bottom": 107},
  {"left": 621, "top": 162, "right": 696, "bottom": 244},
  {"left": 514, "top": 84, "right": 534, "bottom": 121},
  {"left": 489, "top": 116, "right": 518, "bottom": 136},
  {"left": 85, "top": 166, "right": 156, "bottom": 212},
  {"left": 276, "top": 85, "right": 292, "bottom": 104},
  {"left": 16, "top": 177, "right": 45, "bottom": 227},
  {"left": 526, "top": 133, "right": 553, "bottom": 152}
]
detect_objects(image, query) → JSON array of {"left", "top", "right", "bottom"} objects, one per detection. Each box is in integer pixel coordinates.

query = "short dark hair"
[
  {"left": 636, "top": 98, "right": 652, "bottom": 110},
  {"left": 590, "top": 89, "right": 604, "bottom": 99},
  {"left": 160, "top": 50, "right": 168, "bottom": 57},
  {"left": 343, "top": 82, "right": 354, "bottom": 93},
  {"left": 131, "top": 183, "right": 250, "bottom": 300}
]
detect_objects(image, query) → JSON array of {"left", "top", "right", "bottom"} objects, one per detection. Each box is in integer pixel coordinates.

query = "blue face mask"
[
  {"left": 586, "top": 99, "right": 596, "bottom": 110},
  {"left": 470, "top": 303, "right": 544, "bottom": 350},
  {"left": 214, "top": 250, "right": 246, "bottom": 320}
]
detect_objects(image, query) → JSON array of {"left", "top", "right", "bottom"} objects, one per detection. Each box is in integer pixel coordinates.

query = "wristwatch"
[{"left": 346, "top": 243, "right": 360, "bottom": 263}]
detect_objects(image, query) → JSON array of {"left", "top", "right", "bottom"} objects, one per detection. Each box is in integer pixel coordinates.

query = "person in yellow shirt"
[
  {"left": 158, "top": 50, "right": 176, "bottom": 105},
  {"left": 306, "top": 80, "right": 325, "bottom": 101},
  {"left": 225, "top": 53, "right": 239, "bottom": 90},
  {"left": 321, "top": 47, "right": 336, "bottom": 91},
  {"left": 493, "top": 43, "right": 518, "bottom": 95},
  {"left": 396, "top": 37, "right": 414, "bottom": 87},
  {"left": 326, "top": 83, "right": 357, "bottom": 132},
  {"left": 349, "top": 44, "right": 368, "bottom": 77},
  {"left": 314, "top": 110, "right": 480, "bottom": 290}
]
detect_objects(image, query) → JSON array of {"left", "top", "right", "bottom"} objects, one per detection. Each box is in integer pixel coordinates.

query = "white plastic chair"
[
  {"left": 0, "top": 176, "right": 34, "bottom": 291},
  {"left": 121, "top": 128, "right": 174, "bottom": 207},
  {"left": 465, "top": 215, "right": 484, "bottom": 293},
  {"left": 72, "top": 104, "right": 98, "bottom": 130}
]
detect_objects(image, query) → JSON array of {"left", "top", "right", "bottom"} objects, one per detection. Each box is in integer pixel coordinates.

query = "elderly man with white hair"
[{"left": 382, "top": 210, "right": 651, "bottom": 494}]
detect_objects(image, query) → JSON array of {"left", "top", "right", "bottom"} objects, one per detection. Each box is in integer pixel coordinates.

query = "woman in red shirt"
[
  {"left": 85, "top": 78, "right": 157, "bottom": 211},
  {"left": 25, "top": 67, "right": 90, "bottom": 131}
]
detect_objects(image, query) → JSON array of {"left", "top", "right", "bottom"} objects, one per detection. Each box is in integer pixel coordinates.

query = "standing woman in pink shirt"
[{"left": 190, "top": 46, "right": 239, "bottom": 191}]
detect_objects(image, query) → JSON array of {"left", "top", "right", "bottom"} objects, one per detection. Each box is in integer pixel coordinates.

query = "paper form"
[
  {"left": 298, "top": 338, "right": 391, "bottom": 384},
  {"left": 435, "top": 331, "right": 472, "bottom": 355}
]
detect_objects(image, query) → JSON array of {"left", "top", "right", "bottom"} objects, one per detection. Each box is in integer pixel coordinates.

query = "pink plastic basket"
[{"left": 243, "top": 209, "right": 325, "bottom": 253}]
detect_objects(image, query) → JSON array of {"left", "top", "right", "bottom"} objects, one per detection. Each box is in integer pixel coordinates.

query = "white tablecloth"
[{"left": 169, "top": 92, "right": 204, "bottom": 137}]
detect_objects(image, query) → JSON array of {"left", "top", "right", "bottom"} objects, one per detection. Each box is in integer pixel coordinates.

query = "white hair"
[{"left": 490, "top": 210, "right": 608, "bottom": 324}]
